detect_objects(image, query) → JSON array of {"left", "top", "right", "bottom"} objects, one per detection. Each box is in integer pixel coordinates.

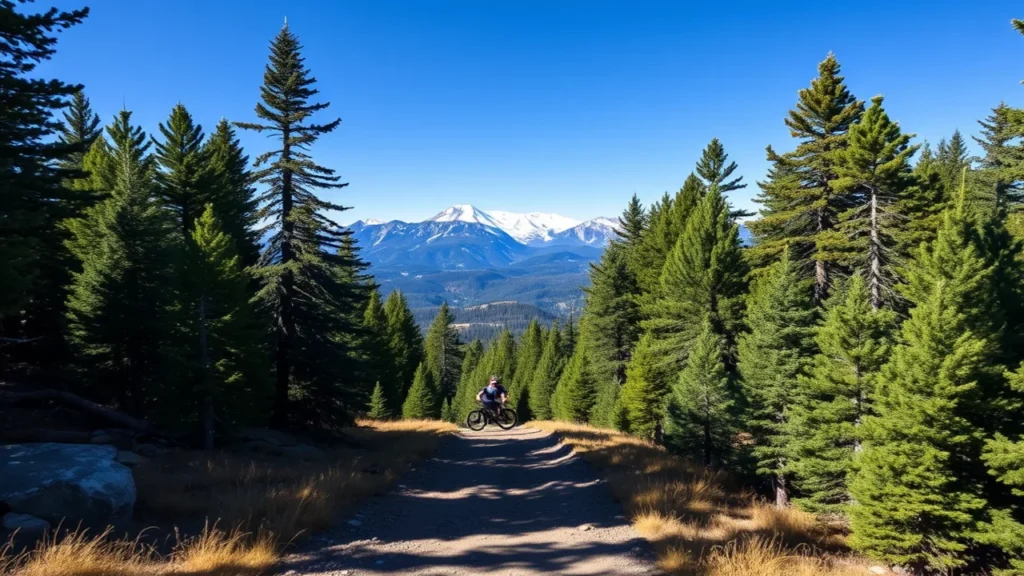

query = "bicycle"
[{"left": 466, "top": 401, "right": 517, "bottom": 431}]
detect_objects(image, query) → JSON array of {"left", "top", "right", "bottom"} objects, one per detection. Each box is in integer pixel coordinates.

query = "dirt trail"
[{"left": 278, "top": 426, "right": 658, "bottom": 575}]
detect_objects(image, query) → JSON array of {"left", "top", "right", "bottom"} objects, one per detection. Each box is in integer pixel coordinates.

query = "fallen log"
[{"left": 0, "top": 389, "right": 155, "bottom": 434}]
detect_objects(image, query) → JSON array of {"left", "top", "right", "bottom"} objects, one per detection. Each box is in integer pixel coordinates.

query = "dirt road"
[{"left": 278, "top": 426, "right": 658, "bottom": 575}]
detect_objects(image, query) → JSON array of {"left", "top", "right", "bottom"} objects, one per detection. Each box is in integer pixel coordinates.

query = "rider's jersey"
[{"left": 479, "top": 384, "right": 507, "bottom": 403}]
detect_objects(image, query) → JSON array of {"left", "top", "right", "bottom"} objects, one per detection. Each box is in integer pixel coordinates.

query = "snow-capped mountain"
[
  {"left": 427, "top": 205, "right": 581, "bottom": 245},
  {"left": 348, "top": 205, "right": 620, "bottom": 270}
]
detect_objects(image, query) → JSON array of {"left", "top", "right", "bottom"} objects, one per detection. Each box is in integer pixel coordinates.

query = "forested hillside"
[{"left": 4, "top": 2, "right": 1024, "bottom": 574}]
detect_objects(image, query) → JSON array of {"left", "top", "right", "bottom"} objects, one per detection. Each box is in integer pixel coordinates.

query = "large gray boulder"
[{"left": 0, "top": 443, "right": 135, "bottom": 530}]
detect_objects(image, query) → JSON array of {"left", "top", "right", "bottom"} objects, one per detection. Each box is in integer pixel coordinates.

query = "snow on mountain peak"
[
  {"left": 427, "top": 205, "right": 499, "bottom": 227},
  {"left": 363, "top": 218, "right": 385, "bottom": 225}
]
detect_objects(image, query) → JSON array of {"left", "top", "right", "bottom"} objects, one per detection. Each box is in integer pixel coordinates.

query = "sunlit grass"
[{"left": 531, "top": 420, "right": 886, "bottom": 576}]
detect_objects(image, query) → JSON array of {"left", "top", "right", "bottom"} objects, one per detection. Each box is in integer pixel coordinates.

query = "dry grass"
[
  {"left": 531, "top": 421, "right": 886, "bottom": 576},
  {"left": 0, "top": 419, "right": 455, "bottom": 576}
]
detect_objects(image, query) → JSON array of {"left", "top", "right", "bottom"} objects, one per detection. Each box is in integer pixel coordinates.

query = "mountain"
[
  {"left": 349, "top": 205, "right": 620, "bottom": 270},
  {"left": 349, "top": 219, "right": 530, "bottom": 269},
  {"left": 426, "top": 205, "right": 581, "bottom": 245}
]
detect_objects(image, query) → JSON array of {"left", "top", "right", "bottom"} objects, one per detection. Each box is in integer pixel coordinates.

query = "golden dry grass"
[
  {"left": 0, "top": 419, "right": 455, "bottom": 576},
  {"left": 531, "top": 421, "right": 887, "bottom": 576}
]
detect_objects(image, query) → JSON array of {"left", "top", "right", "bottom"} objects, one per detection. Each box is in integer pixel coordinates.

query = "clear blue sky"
[{"left": 37, "top": 0, "right": 1024, "bottom": 224}]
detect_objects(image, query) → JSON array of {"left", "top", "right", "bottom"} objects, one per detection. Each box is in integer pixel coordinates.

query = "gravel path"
[{"left": 278, "top": 426, "right": 658, "bottom": 575}]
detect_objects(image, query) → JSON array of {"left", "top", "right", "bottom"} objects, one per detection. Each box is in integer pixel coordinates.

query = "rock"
[
  {"left": 115, "top": 451, "right": 148, "bottom": 466},
  {"left": 0, "top": 443, "right": 135, "bottom": 530},
  {"left": 237, "top": 427, "right": 299, "bottom": 447},
  {"left": 281, "top": 444, "right": 323, "bottom": 460},
  {"left": 347, "top": 519, "right": 362, "bottom": 527},
  {"left": 869, "top": 567, "right": 888, "bottom": 575},
  {"left": 2, "top": 512, "right": 49, "bottom": 535},
  {"left": 577, "top": 523, "right": 593, "bottom": 531}
]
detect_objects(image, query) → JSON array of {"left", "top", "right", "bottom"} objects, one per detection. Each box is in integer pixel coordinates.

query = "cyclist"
[{"left": 476, "top": 375, "right": 508, "bottom": 415}]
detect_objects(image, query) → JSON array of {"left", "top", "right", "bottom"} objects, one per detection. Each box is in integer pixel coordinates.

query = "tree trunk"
[
  {"left": 775, "top": 473, "right": 790, "bottom": 508},
  {"left": 703, "top": 420, "right": 712, "bottom": 467},
  {"left": 198, "top": 295, "right": 215, "bottom": 450},
  {"left": 868, "top": 189, "right": 883, "bottom": 309},
  {"left": 273, "top": 130, "right": 294, "bottom": 430},
  {"left": 814, "top": 208, "right": 829, "bottom": 304}
]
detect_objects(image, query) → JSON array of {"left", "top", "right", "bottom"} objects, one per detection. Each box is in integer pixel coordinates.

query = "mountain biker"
[{"left": 476, "top": 376, "right": 508, "bottom": 414}]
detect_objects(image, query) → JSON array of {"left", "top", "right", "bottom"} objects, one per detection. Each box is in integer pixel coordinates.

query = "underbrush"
[
  {"left": 531, "top": 421, "right": 885, "bottom": 576},
  {"left": 0, "top": 419, "right": 454, "bottom": 576}
]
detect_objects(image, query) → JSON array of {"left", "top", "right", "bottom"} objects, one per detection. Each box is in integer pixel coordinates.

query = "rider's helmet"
[{"left": 489, "top": 375, "right": 499, "bottom": 385}]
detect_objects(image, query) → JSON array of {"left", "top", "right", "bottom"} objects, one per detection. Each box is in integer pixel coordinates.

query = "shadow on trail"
[{"left": 280, "top": 426, "right": 655, "bottom": 575}]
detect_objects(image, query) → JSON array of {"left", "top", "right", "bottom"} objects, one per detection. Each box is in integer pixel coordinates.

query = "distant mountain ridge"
[{"left": 349, "top": 205, "right": 620, "bottom": 270}]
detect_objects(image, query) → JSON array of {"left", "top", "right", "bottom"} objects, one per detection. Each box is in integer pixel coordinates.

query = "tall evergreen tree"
[
  {"left": 787, "top": 275, "right": 895, "bottom": 515},
  {"left": 849, "top": 197, "right": 999, "bottom": 572},
  {"left": 385, "top": 289, "right": 424, "bottom": 403},
  {"left": 737, "top": 249, "right": 817, "bottom": 507},
  {"left": 644, "top": 183, "right": 748, "bottom": 373},
  {"left": 616, "top": 194, "right": 647, "bottom": 246},
  {"left": 153, "top": 103, "right": 211, "bottom": 235},
  {"left": 663, "top": 317, "right": 735, "bottom": 467},
  {"left": 237, "top": 23, "right": 367, "bottom": 428},
  {"left": 981, "top": 364, "right": 1024, "bottom": 575},
  {"left": 203, "top": 119, "right": 260, "bottom": 267},
  {"left": 425, "top": 301, "right": 463, "bottom": 402},
  {"left": 695, "top": 137, "right": 751, "bottom": 219},
  {"left": 583, "top": 243, "right": 641, "bottom": 389},
  {"left": 363, "top": 289, "right": 400, "bottom": 413},
  {"left": 183, "top": 205, "right": 269, "bottom": 446},
  {"left": 58, "top": 89, "right": 102, "bottom": 170},
  {"left": 0, "top": 1, "right": 88, "bottom": 319},
  {"left": 748, "top": 53, "right": 865, "bottom": 303},
  {"left": 551, "top": 345, "right": 595, "bottom": 423},
  {"left": 615, "top": 333, "right": 666, "bottom": 439},
  {"left": 630, "top": 176, "right": 703, "bottom": 296},
  {"left": 453, "top": 339, "right": 485, "bottom": 421},
  {"left": 528, "top": 325, "right": 564, "bottom": 420},
  {"left": 64, "top": 111, "right": 176, "bottom": 417},
  {"left": 832, "top": 95, "right": 918, "bottom": 309},
  {"left": 974, "top": 103, "right": 1024, "bottom": 214},
  {"left": 488, "top": 329, "right": 517, "bottom": 387},
  {"left": 511, "top": 319, "right": 544, "bottom": 418},
  {"left": 402, "top": 362, "right": 439, "bottom": 419}
]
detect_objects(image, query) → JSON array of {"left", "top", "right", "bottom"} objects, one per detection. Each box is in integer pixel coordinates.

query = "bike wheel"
[
  {"left": 496, "top": 408, "right": 518, "bottom": 430},
  {"left": 466, "top": 410, "right": 487, "bottom": 431}
]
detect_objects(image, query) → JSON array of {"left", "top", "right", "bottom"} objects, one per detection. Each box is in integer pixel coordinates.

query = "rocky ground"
[{"left": 277, "top": 426, "right": 658, "bottom": 575}]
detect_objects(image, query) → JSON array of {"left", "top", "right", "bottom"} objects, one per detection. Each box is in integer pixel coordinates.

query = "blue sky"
[{"left": 37, "top": 0, "right": 1024, "bottom": 224}]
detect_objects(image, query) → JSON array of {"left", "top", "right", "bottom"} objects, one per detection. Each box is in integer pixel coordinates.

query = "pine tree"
[
  {"left": 488, "top": 329, "right": 517, "bottom": 386},
  {"left": 737, "top": 249, "right": 817, "bottom": 506},
  {"left": 551, "top": 345, "right": 595, "bottom": 423},
  {"left": 980, "top": 364, "right": 1024, "bottom": 575},
  {"left": 663, "top": 317, "right": 735, "bottom": 467},
  {"left": 58, "top": 90, "right": 102, "bottom": 170},
  {"left": 183, "top": 205, "right": 269, "bottom": 446},
  {"left": 616, "top": 194, "right": 647, "bottom": 246},
  {"left": 237, "top": 22, "right": 367, "bottom": 428},
  {"left": 748, "top": 53, "right": 865, "bottom": 303},
  {"left": 453, "top": 339, "right": 484, "bottom": 422},
  {"left": 511, "top": 319, "right": 543, "bottom": 419},
  {"left": 832, "top": 95, "right": 918, "bottom": 309},
  {"left": 402, "top": 363, "right": 439, "bottom": 419},
  {"left": 787, "top": 274, "right": 895, "bottom": 515},
  {"left": 615, "top": 333, "right": 666, "bottom": 439},
  {"left": 849, "top": 188, "right": 1001, "bottom": 571},
  {"left": 367, "top": 381, "right": 390, "bottom": 419},
  {"left": 425, "top": 302, "right": 463, "bottom": 402},
  {"left": 153, "top": 103, "right": 211, "bottom": 235},
  {"left": 65, "top": 110, "right": 177, "bottom": 417},
  {"left": 385, "top": 289, "right": 424, "bottom": 404},
  {"left": 584, "top": 242, "right": 641, "bottom": 388},
  {"left": 695, "top": 137, "right": 751, "bottom": 219},
  {"left": 974, "top": 103, "right": 1024, "bottom": 214},
  {"left": 630, "top": 176, "right": 703, "bottom": 296},
  {"left": 363, "top": 289, "right": 400, "bottom": 413},
  {"left": 441, "top": 397, "right": 455, "bottom": 423},
  {"left": 203, "top": 119, "right": 260, "bottom": 267},
  {"left": 528, "top": 325, "right": 564, "bottom": 420},
  {"left": 0, "top": 1, "right": 88, "bottom": 318},
  {"left": 644, "top": 183, "right": 747, "bottom": 375}
]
